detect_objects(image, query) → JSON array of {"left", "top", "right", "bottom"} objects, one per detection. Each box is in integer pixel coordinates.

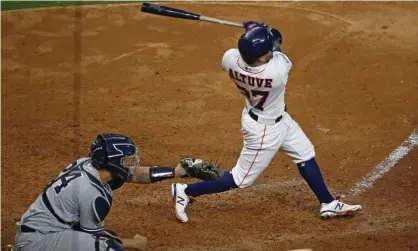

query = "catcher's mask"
[{"left": 89, "top": 133, "right": 140, "bottom": 183}]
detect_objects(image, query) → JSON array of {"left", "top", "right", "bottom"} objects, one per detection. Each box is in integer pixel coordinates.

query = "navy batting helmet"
[
  {"left": 238, "top": 25, "right": 274, "bottom": 65},
  {"left": 89, "top": 133, "right": 139, "bottom": 183}
]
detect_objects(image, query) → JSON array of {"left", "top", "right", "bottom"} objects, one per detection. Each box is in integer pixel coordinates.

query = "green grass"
[{"left": 0, "top": 1, "right": 133, "bottom": 11}]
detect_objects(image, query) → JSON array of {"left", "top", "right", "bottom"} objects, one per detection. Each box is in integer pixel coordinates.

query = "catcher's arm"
[
  {"left": 127, "top": 157, "right": 222, "bottom": 184},
  {"left": 127, "top": 164, "right": 186, "bottom": 184}
]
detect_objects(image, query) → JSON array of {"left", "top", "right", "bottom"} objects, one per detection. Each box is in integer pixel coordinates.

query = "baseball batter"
[
  {"left": 171, "top": 22, "right": 362, "bottom": 223},
  {"left": 12, "top": 133, "right": 220, "bottom": 251}
]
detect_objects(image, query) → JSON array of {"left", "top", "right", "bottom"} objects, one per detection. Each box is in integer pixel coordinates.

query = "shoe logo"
[
  {"left": 335, "top": 203, "right": 344, "bottom": 211},
  {"left": 177, "top": 196, "right": 185, "bottom": 206}
]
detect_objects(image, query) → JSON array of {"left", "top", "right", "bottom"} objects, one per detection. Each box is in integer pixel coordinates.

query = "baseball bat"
[{"left": 140, "top": 2, "right": 244, "bottom": 28}]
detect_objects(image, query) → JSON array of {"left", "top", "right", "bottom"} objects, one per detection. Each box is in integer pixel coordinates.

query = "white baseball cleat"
[
  {"left": 171, "top": 183, "right": 192, "bottom": 223},
  {"left": 320, "top": 197, "right": 362, "bottom": 218}
]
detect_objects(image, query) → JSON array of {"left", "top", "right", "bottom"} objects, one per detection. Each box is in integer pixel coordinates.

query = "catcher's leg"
[
  {"left": 54, "top": 230, "right": 125, "bottom": 251},
  {"left": 16, "top": 230, "right": 124, "bottom": 251},
  {"left": 14, "top": 231, "right": 46, "bottom": 251}
]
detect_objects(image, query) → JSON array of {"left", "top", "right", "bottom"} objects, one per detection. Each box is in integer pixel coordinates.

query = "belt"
[
  {"left": 18, "top": 225, "right": 36, "bottom": 233},
  {"left": 248, "top": 105, "right": 287, "bottom": 125}
]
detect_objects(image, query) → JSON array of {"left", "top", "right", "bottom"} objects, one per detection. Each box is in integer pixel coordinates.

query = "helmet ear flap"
[{"left": 90, "top": 135, "right": 108, "bottom": 169}]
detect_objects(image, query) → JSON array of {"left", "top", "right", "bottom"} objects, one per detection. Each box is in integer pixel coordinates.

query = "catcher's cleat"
[
  {"left": 320, "top": 196, "right": 362, "bottom": 219},
  {"left": 171, "top": 183, "right": 192, "bottom": 223}
]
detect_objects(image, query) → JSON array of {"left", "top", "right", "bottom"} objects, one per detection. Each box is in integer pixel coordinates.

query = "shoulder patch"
[{"left": 93, "top": 196, "right": 110, "bottom": 223}]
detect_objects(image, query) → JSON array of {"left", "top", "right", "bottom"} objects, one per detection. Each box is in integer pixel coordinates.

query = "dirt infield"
[{"left": 2, "top": 2, "right": 418, "bottom": 250}]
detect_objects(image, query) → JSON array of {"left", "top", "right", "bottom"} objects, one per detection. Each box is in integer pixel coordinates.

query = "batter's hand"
[
  {"left": 243, "top": 20, "right": 259, "bottom": 30},
  {"left": 243, "top": 21, "right": 269, "bottom": 30}
]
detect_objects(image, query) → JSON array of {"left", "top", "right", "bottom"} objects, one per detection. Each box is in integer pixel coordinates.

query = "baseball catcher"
[{"left": 11, "top": 133, "right": 221, "bottom": 251}]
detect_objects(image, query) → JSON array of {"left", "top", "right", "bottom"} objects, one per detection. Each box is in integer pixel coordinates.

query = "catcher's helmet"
[
  {"left": 89, "top": 133, "right": 139, "bottom": 183},
  {"left": 238, "top": 25, "right": 274, "bottom": 65}
]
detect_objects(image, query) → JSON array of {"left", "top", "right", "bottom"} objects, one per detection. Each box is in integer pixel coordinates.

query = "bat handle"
[{"left": 199, "top": 15, "right": 244, "bottom": 28}]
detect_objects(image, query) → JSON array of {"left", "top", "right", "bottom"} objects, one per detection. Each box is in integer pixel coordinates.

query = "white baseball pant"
[{"left": 232, "top": 108, "right": 316, "bottom": 188}]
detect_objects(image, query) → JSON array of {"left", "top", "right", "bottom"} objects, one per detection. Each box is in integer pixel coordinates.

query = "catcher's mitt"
[{"left": 180, "top": 157, "right": 222, "bottom": 180}]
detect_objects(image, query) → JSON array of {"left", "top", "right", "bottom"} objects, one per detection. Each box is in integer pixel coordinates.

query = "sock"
[
  {"left": 297, "top": 158, "right": 334, "bottom": 204},
  {"left": 185, "top": 171, "right": 238, "bottom": 198}
]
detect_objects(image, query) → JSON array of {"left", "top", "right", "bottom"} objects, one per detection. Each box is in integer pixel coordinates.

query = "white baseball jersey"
[
  {"left": 222, "top": 48, "right": 315, "bottom": 188},
  {"left": 222, "top": 49, "right": 291, "bottom": 119},
  {"left": 15, "top": 158, "right": 114, "bottom": 251}
]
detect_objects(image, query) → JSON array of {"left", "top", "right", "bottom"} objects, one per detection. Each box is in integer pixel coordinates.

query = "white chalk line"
[
  {"left": 348, "top": 129, "right": 418, "bottom": 197},
  {"left": 108, "top": 48, "right": 146, "bottom": 62},
  {"left": 102, "top": 42, "right": 168, "bottom": 65}
]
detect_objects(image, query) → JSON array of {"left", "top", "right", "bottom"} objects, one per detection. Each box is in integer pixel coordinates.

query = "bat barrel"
[
  {"left": 141, "top": 2, "right": 200, "bottom": 21},
  {"left": 140, "top": 2, "right": 243, "bottom": 28}
]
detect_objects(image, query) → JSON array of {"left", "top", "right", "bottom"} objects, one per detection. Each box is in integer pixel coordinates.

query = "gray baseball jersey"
[{"left": 15, "top": 158, "right": 115, "bottom": 250}]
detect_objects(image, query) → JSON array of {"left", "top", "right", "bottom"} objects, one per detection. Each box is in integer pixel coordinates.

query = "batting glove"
[{"left": 243, "top": 21, "right": 269, "bottom": 31}]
